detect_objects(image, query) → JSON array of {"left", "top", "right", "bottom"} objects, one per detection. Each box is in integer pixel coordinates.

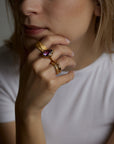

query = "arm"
[
  {"left": 15, "top": 110, "right": 46, "bottom": 144},
  {"left": 0, "top": 113, "right": 46, "bottom": 144},
  {"left": 0, "top": 122, "right": 16, "bottom": 144},
  {"left": 14, "top": 35, "right": 75, "bottom": 144},
  {"left": 0, "top": 111, "right": 45, "bottom": 143}
]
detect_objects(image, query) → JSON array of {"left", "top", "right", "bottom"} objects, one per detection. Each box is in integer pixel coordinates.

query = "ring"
[
  {"left": 41, "top": 49, "right": 54, "bottom": 58},
  {"left": 36, "top": 41, "right": 48, "bottom": 52},
  {"left": 36, "top": 41, "right": 54, "bottom": 60},
  {"left": 50, "top": 60, "right": 62, "bottom": 74},
  {"left": 36, "top": 41, "right": 62, "bottom": 74}
]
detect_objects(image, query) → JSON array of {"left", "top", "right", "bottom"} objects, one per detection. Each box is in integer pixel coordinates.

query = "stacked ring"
[
  {"left": 41, "top": 49, "right": 53, "bottom": 58},
  {"left": 50, "top": 60, "right": 62, "bottom": 74},
  {"left": 36, "top": 41, "right": 48, "bottom": 52},
  {"left": 35, "top": 41, "right": 62, "bottom": 75}
]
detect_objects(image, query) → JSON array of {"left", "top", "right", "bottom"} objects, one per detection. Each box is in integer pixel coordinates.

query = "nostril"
[
  {"left": 20, "top": 2, "right": 42, "bottom": 16},
  {"left": 23, "top": 10, "right": 38, "bottom": 16}
]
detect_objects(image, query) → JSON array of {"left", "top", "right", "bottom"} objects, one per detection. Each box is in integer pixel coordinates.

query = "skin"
[
  {"left": 1, "top": 0, "right": 114, "bottom": 144},
  {"left": 21, "top": 0, "right": 100, "bottom": 70},
  {"left": 23, "top": 0, "right": 94, "bottom": 40},
  {"left": 17, "top": 0, "right": 101, "bottom": 113}
]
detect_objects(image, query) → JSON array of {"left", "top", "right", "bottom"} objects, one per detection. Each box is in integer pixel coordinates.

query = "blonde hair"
[
  {"left": 93, "top": 0, "right": 114, "bottom": 53},
  {"left": 4, "top": 0, "right": 114, "bottom": 59}
]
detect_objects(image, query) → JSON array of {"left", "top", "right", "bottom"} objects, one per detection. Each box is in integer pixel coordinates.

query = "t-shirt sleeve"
[
  {"left": 0, "top": 78, "right": 16, "bottom": 123},
  {"left": 0, "top": 46, "right": 19, "bottom": 123}
]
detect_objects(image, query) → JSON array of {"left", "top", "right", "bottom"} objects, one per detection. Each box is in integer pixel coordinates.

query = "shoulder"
[{"left": 0, "top": 46, "right": 20, "bottom": 123}]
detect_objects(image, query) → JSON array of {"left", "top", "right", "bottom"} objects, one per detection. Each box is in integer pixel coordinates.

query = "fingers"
[
  {"left": 55, "top": 71, "right": 75, "bottom": 88},
  {"left": 40, "top": 35, "right": 70, "bottom": 48},
  {"left": 27, "top": 35, "right": 70, "bottom": 65},
  {"left": 34, "top": 56, "right": 76, "bottom": 79},
  {"left": 26, "top": 35, "right": 76, "bottom": 87},
  {"left": 32, "top": 57, "right": 51, "bottom": 73},
  {"left": 45, "top": 71, "right": 75, "bottom": 91},
  {"left": 57, "top": 56, "right": 76, "bottom": 70},
  {"left": 50, "top": 45, "right": 74, "bottom": 61},
  {"left": 32, "top": 44, "right": 75, "bottom": 73}
]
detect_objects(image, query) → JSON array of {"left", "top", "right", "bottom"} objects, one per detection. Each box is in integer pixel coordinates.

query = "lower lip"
[{"left": 24, "top": 28, "right": 47, "bottom": 35}]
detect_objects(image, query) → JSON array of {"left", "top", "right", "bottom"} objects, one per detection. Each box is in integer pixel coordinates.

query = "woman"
[{"left": 0, "top": 0, "right": 114, "bottom": 143}]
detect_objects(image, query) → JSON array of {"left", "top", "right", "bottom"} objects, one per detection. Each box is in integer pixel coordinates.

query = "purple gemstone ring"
[{"left": 42, "top": 49, "right": 53, "bottom": 58}]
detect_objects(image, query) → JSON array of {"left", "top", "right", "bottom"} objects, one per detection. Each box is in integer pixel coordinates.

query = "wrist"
[
  {"left": 15, "top": 96, "right": 42, "bottom": 122},
  {"left": 15, "top": 105, "right": 42, "bottom": 123}
]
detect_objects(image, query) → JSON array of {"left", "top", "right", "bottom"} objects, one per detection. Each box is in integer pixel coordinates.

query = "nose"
[{"left": 21, "top": 0, "right": 43, "bottom": 16}]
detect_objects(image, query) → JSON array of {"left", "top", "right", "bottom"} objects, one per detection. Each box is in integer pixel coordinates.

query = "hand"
[{"left": 16, "top": 35, "right": 76, "bottom": 117}]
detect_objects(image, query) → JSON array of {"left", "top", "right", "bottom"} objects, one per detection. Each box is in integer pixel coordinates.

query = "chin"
[
  {"left": 23, "top": 36, "right": 40, "bottom": 52},
  {"left": 23, "top": 31, "right": 52, "bottom": 51}
]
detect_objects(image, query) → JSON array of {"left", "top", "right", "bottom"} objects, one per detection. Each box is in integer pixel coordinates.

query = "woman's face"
[{"left": 21, "top": 0, "right": 96, "bottom": 48}]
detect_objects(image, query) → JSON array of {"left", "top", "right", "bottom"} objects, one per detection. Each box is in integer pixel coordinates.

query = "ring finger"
[
  {"left": 47, "top": 44, "right": 74, "bottom": 61},
  {"left": 41, "top": 56, "right": 76, "bottom": 77}
]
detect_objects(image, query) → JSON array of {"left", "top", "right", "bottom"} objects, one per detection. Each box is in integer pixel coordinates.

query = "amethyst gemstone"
[{"left": 43, "top": 49, "right": 53, "bottom": 57}]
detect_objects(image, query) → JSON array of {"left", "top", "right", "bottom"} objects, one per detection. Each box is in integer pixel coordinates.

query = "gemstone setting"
[{"left": 42, "top": 49, "right": 53, "bottom": 57}]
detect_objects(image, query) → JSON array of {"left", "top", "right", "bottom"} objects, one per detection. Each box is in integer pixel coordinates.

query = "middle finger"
[{"left": 49, "top": 44, "right": 74, "bottom": 61}]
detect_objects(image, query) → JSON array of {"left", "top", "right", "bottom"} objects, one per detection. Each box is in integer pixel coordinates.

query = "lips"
[
  {"left": 24, "top": 25, "right": 45, "bottom": 29},
  {"left": 24, "top": 25, "right": 48, "bottom": 35}
]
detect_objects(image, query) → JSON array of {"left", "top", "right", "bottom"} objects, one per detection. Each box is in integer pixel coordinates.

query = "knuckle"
[
  {"left": 45, "top": 36, "right": 52, "bottom": 42},
  {"left": 39, "top": 72, "right": 55, "bottom": 89},
  {"left": 47, "top": 80, "right": 56, "bottom": 90},
  {"left": 32, "top": 62, "right": 38, "bottom": 74},
  {"left": 27, "top": 53, "right": 33, "bottom": 63},
  {"left": 61, "top": 56, "right": 68, "bottom": 62},
  {"left": 32, "top": 58, "right": 44, "bottom": 74},
  {"left": 55, "top": 45, "right": 62, "bottom": 52},
  {"left": 39, "top": 71, "right": 47, "bottom": 79},
  {"left": 54, "top": 44, "right": 61, "bottom": 49},
  {"left": 32, "top": 59, "right": 42, "bottom": 74}
]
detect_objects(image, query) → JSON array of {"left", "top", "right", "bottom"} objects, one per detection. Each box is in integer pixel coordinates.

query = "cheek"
[
  {"left": 67, "top": 3, "right": 94, "bottom": 41},
  {"left": 46, "top": 0, "right": 94, "bottom": 40}
]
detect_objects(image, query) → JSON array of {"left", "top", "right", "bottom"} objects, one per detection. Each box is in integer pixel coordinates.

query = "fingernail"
[{"left": 65, "top": 38, "right": 70, "bottom": 43}]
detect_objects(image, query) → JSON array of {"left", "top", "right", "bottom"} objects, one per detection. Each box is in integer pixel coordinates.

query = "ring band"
[
  {"left": 36, "top": 41, "right": 48, "bottom": 52},
  {"left": 36, "top": 42, "right": 54, "bottom": 59},
  {"left": 50, "top": 60, "right": 62, "bottom": 74},
  {"left": 35, "top": 41, "right": 62, "bottom": 74}
]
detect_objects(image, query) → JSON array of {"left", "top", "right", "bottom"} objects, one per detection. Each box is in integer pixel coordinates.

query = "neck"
[{"left": 64, "top": 18, "right": 103, "bottom": 71}]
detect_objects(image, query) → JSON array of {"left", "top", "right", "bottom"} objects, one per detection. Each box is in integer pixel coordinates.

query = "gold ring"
[
  {"left": 50, "top": 60, "right": 62, "bottom": 74},
  {"left": 41, "top": 49, "right": 54, "bottom": 58},
  {"left": 35, "top": 41, "right": 48, "bottom": 52},
  {"left": 36, "top": 41, "right": 61, "bottom": 74}
]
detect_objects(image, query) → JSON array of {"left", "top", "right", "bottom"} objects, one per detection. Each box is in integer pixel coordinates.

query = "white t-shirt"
[{"left": 0, "top": 45, "right": 114, "bottom": 144}]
